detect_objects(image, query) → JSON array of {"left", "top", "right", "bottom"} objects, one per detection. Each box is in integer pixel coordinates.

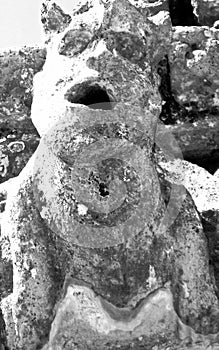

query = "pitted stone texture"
[
  {"left": 1, "top": 158, "right": 65, "bottom": 350},
  {"left": 2, "top": 119, "right": 219, "bottom": 349},
  {"left": 3, "top": 154, "right": 219, "bottom": 348},
  {"left": 58, "top": 28, "right": 93, "bottom": 57},
  {"left": 1, "top": 0, "right": 219, "bottom": 349},
  {"left": 41, "top": 0, "right": 105, "bottom": 46},
  {"left": 42, "top": 284, "right": 178, "bottom": 350},
  {"left": 170, "top": 26, "right": 219, "bottom": 115},
  {"left": 192, "top": 0, "right": 219, "bottom": 27},
  {"left": 41, "top": 282, "right": 219, "bottom": 350},
  {"left": 41, "top": 1, "right": 72, "bottom": 35},
  {"left": 157, "top": 152, "right": 219, "bottom": 310},
  {"left": 2, "top": 44, "right": 218, "bottom": 170},
  {"left": 32, "top": 0, "right": 171, "bottom": 136},
  {"left": 33, "top": 105, "right": 160, "bottom": 248},
  {"left": 0, "top": 47, "right": 44, "bottom": 183}
]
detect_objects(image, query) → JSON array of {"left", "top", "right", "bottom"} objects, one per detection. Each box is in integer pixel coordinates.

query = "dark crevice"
[
  {"left": 99, "top": 182, "right": 110, "bottom": 197},
  {"left": 157, "top": 55, "right": 196, "bottom": 125},
  {"left": 185, "top": 43, "right": 200, "bottom": 59},
  {"left": 157, "top": 55, "right": 219, "bottom": 175},
  {"left": 65, "top": 83, "right": 114, "bottom": 110},
  {"left": 184, "top": 155, "right": 219, "bottom": 175},
  {"left": 169, "top": 0, "right": 199, "bottom": 26},
  {"left": 88, "top": 172, "right": 110, "bottom": 198}
]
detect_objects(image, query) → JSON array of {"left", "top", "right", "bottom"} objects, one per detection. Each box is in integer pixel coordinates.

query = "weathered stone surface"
[
  {"left": 201, "top": 209, "right": 219, "bottom": 299},
  {"left": 192, "top": 0, "right": 219, "bottom": 26},
  {"left": 0, "top": 25, "right": 219, "bottom": 176},
  {"left": 0, "top": 47, "right": 46, "bottom": 183},
  {"left": 0, "top": 116, "right": 39, "bottom": 183},
  {"left": 2, "top": 43, "right": 218, "bottom": 174},
  {"left": 0, "top": 47, "right": 46, "bottom": 110},
  {"left": 0, "top": 0, "right": 219, "bottom": 349},
  {"left": 169, "top": 26, "right": 219, "bottom": 114},
  {"left": 0, "top": 47, "right": 44, "bottom": 349},
  {"left": 158, "top": 23, "right": 219, "bottom": 171},
  {"left": 159, "top": 158, "right": 219, "bottom": 301},
  {"left": 163, "top": 115, "right": 219, "bottom": 173},
  {"left": 41, "top": 1, "right": 72, "bottom": 36},
  {"left": 42, "top": 284, "right": 178, "bottom": 350}
]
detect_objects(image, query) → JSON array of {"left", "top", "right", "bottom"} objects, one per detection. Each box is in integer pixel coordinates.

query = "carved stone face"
[
  {"left": 32, "top": 0, "right": 172, "bottom": 249},
  {"left": 1, "top": 1, "right": 219, "bottom": 349},
  {"left": 32, "top": 0, "right": 171, "bottom": 135}
]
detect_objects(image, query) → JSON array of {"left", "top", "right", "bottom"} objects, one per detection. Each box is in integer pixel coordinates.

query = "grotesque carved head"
[
  {"left": 32, "top": 0, "right": 172, "bottom": 249},
  {"left": 1, "top": 1, "right": 219, "bottom": 350}
]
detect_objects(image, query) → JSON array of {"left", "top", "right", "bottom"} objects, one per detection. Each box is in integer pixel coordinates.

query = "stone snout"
[
  {"left": 31, "top": 45, "right": 161, "bottom": 139},
  {"left": 31, "top": 0, "right": 169, "bottom": 137}
]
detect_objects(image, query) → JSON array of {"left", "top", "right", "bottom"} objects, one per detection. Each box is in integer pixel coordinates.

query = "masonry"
[{"left": 0, "top": 0, "right": 219, "bottom": 349}]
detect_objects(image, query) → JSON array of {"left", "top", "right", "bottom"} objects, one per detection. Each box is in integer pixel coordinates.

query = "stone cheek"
[
  {"left": 104, "top": 31, "right": 147, "bottom": 64},
  {"left": 85, "top": 54, "right": 160, "bottom": 109}
]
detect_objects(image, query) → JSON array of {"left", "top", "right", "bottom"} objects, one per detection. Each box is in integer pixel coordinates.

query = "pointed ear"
[{"left": 41, "top": 1, "right": 72, "bottom": 35}]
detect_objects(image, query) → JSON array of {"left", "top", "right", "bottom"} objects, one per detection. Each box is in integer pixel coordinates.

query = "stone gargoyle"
[{"left": 0, "top": 0, "right": 219, "bottom": 349}]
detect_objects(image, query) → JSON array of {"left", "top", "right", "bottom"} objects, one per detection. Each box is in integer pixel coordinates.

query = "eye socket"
[
  {"left": 58, "top": 29, "right": 92, "bottom": 57},
  {"left": 64, "top": 82, "right": 114, "bottom": 110},
  {"left": 104, "top": 31, "right": 147, "bottom": 64}
]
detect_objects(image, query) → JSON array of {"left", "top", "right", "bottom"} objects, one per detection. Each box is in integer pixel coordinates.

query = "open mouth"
[{"left": 64, "top": 81, "right": 115, "bottom": 110}]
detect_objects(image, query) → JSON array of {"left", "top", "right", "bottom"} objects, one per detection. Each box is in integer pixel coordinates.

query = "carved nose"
[{"left": 64, "top": 82, "right": 114, "bottom": 110}]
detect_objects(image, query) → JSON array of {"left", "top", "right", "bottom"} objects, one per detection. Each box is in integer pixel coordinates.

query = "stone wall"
[{"left": 0, "top": 28, "right": 218, "bottom": 185}]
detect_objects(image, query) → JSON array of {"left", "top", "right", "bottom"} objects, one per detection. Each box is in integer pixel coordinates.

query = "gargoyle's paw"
[
  {"left": 44, "top": 282, "right": 178, "bottom": 349},
  {"left": 43, "top": 281, "right": 219, "bottom": 349}
]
